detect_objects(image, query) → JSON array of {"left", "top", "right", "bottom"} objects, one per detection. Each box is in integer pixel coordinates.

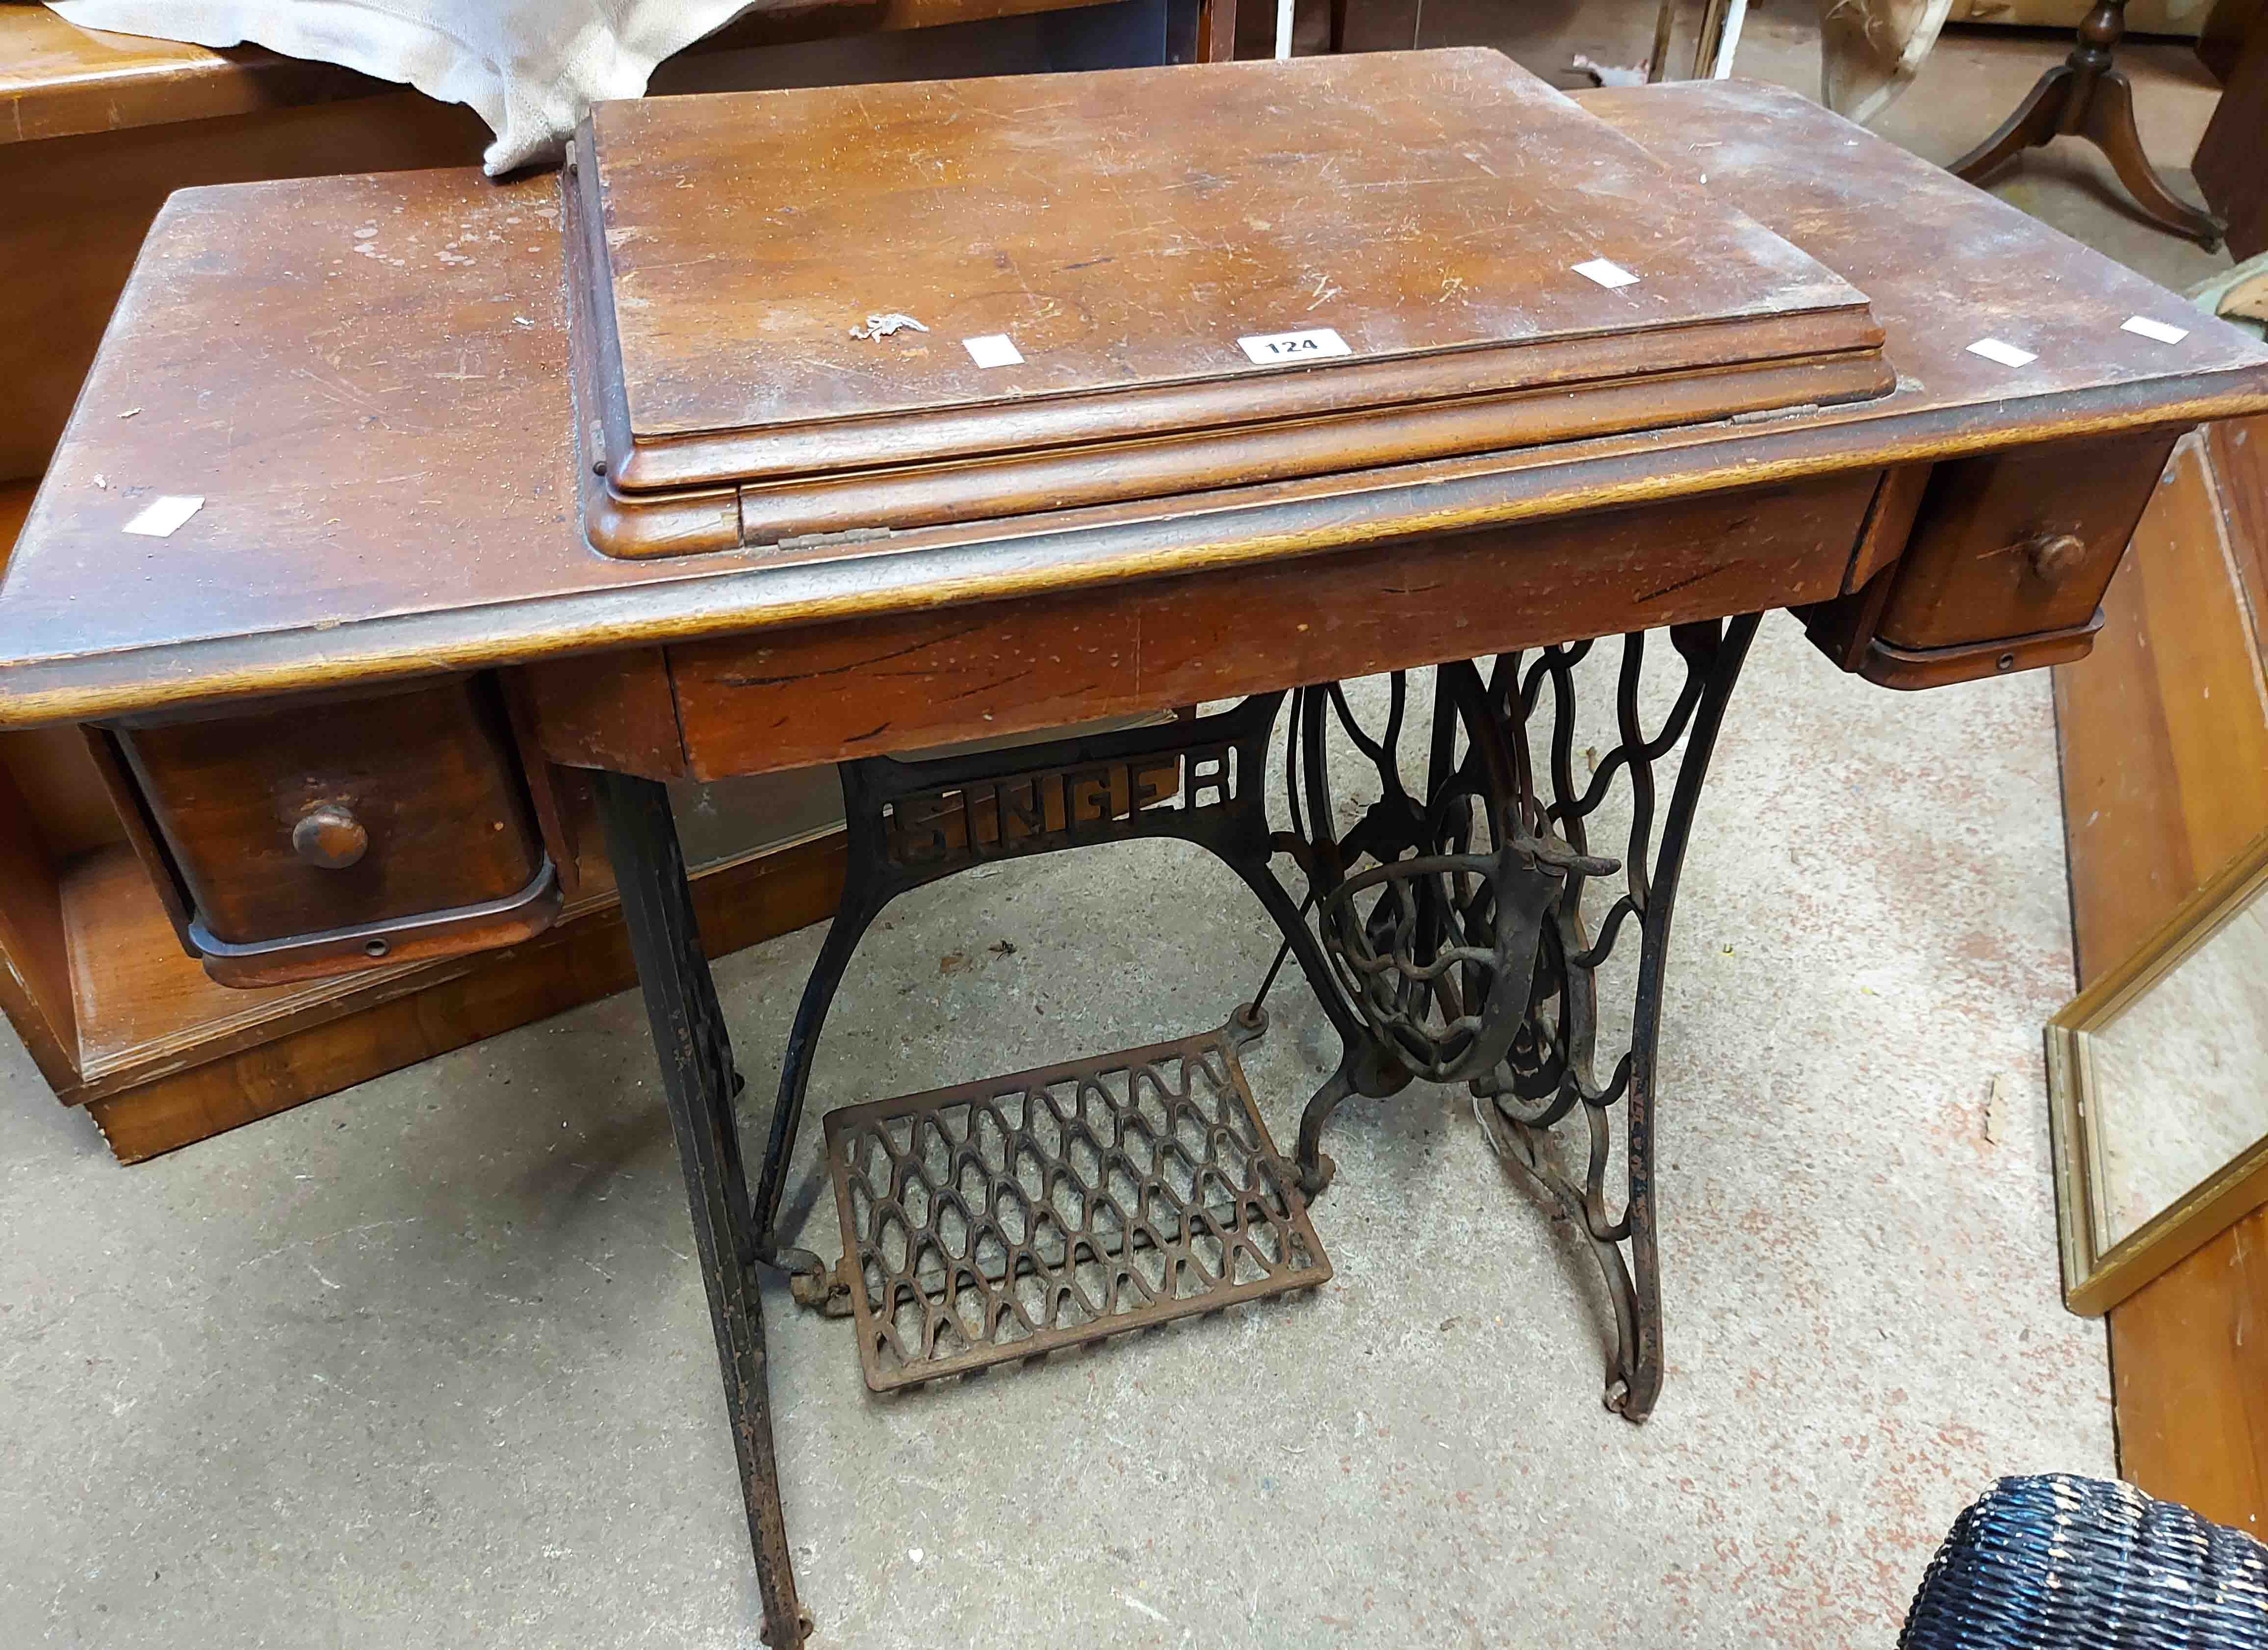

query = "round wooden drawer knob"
[
  {"left": 292, "top": 803, "right": 368, "bottom": 869},
  {"left": 2024, "top": 532, "right": 2088, "bottom": 584}
]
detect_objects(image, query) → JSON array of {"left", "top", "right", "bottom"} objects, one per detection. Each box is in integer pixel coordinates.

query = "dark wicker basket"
[{"left": 1902, "top": 1475, "right": 2268, "bottom": 1650}]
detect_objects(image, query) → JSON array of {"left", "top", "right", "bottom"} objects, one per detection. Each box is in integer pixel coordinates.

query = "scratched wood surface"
[
  {"left": 581, "top": 51, "right": 1879, "bottom": 484},
  {"left": 5, "top": 78, "right": 2268, "bottom": 728}
]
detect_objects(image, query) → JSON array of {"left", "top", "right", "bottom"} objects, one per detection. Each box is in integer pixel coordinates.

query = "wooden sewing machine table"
[{"left": 6, "top": 52, "right": 2265, "bottom": 1645}]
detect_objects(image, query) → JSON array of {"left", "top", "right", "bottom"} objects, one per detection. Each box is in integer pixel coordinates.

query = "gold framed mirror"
[{"left": 2046, "top": 825, "right": 2268, "bottom": 1315}]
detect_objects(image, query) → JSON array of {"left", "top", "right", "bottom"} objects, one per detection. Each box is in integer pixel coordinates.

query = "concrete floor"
[{"left": 0, "top": 13, "right": 2238, "bottom": 1650}]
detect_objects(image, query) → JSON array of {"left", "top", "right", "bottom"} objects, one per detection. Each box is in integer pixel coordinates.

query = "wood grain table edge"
[{"left": 3, "top": 384, "right": 2260, "bottom": 734}]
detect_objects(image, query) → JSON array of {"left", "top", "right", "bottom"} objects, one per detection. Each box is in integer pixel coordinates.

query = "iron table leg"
[
  {"left": 591, "top": 770, "right": 810, "bottom": 1650},
  {"left": 1284, "top": 618, "right": 1759, "bottom": 1422}
]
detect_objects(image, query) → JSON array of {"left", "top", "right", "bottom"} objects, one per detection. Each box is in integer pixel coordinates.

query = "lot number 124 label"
[{"left": 1237, "top": 327, "right": 1353, "bottom": 365}]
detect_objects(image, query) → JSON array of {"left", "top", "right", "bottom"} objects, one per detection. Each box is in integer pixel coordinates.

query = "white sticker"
[
  {"left": 1572, "top": 258, "right": 1640, "bottom": 290},
  {"left": 122, "top": 495, "right": 204, "bottom": 538},
  {"left": 962, "top": 334, "right": 1024, "bottom": 368},
  {"left": 1237, "top": 327, "right": 1352, "bottom": 365},
  {"left": 2121, "top": 315, "right": 2190, "bottom": 345},
  {"left": 1966, "top": 337, "right": 2037, "bottom": 368}
]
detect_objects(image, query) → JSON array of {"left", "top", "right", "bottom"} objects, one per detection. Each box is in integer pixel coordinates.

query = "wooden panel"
[
  {"left": 0, "top": 476, "right": 32, "bottom": 567},
  {"left": 2056, "top": 434, "right": 2268, "bottom": 983},
  {"left": 79, "top": 827, "right": 848, "bottom": 1161},
  {"left": 2110, "top": 1206, "right": 2268, "bottom": 1540},
  {"left": 0, "top": 480, "right": 123, "bottom": 862},
  {"left": 2200, "top": 0, "right": 2266, "bottom": 79},
  {"left": 117, "top": 678, "right": 544, "bottom": 947},
  {"left": 2195, "top": 6, "right": 2268, "bottom": 262},
  {"left": 664, "top": 474, "right": 1879, "bottom": 780},
  {"left": 62, "top": 842, "right": 369, "bottom": 1086},
  {"left": 1196, "top": 0, "right": 1237, "bottom": 62},
  {"left": 1877, "top": 430, "right": 2184, "bottom": 652},
  {"left": 517, "top": 648, "right": 690, "bottom": 781},
  {"left": 0, "top": 477, "right": 83, "bottom": 1089},
  {"left": 2208, "top": 414, "right": 2268, "bottom": 629},
  {"left": 2060, "top": 424, "right": 2268, "bottom": 1533},
  {"left": 1845, "top": 463, "right": 1933, "bottom": 594},
  {"left": 0, "top": 751, "right": 79, "bottom": 1092},
  {"left": 1, "top": 725, "right": 127, "bottom": 861}
]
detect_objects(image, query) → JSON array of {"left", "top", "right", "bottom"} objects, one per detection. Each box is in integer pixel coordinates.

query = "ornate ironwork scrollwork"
[
  {"left": 1274, "top": 615, "right": 1760, "bottom": 1420},
  {"left": 759, "top": 614, "right": 1759, "bottom": 1426}
]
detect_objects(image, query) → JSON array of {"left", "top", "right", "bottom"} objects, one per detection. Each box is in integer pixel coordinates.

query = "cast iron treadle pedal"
[{"left": 821, "top": 1014, "right": 1330, "bottom": 1391}]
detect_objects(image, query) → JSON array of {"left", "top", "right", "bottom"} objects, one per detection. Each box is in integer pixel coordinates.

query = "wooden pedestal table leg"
[
  {"left": 1951, "top": 0, "right": 2224, "bottom": 250},
  {"left": 1950, "top": 63, "right": 2076, "bottom": 182},
  {"left": 590, "top": 770, "right": 810, "bottom": 1650},
  {"left": 2081, "top": 71, "right": 2226, "bottom": 251}
]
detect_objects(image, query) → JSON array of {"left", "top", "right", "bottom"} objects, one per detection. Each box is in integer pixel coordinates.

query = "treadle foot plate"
[{"left": 822, "top": 1020, "right": 1331, "bottom": 1392}]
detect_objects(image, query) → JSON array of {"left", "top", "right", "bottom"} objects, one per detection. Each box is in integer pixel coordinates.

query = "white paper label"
[
  {"left": 1966, "top": 337, "right": 2037, "bottom": 368},
  {"left": 1237, "top": 327, "right": 1352, "bottom": 365},
  {"left": 122, "top": 495, "right": 204, "bottom": 538},
  {"left": 962, "top": 333, "right": 1023, "bottom": 368},
  {"left": 1572, "top": 258, "right": 1639, "bottom": 290},
  {"left": 2120, "top": 315, "right": 2190, "bottom": 345}
]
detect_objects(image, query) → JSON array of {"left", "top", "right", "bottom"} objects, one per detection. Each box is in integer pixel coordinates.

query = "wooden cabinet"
[
  {"left": 2193, "top": 0, "right": 2268, "bottom": 261},
  {"left": 2053, "top": 421, "right": 2268, "bottom": 1537}
]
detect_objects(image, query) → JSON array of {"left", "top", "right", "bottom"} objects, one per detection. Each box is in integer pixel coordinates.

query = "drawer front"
[
  {"left": 659, "top": 473, "right": 1881, "bottom": 781},
  {"left": 116, "top": 677, "right": 553, "bottom": 978},
  {"left": 1874, "top": 430, "right": 2182, "bottom": 652}
]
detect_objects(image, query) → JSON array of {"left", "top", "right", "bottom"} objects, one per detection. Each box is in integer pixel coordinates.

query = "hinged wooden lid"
[{"left": 570, "top": 49, "right": 1892, "bottom": 557}]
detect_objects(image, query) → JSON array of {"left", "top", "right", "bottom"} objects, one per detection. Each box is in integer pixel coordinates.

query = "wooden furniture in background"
[
  {"left": 2053, "top": 416, "right": 2268, "bottom": 1538},
  {"left": 1953, "top": 0, "right": 2225, "bottom": 249},
  {"left": 2111, "top": 1203, "right": 2268, "bottom": 1539},
  {"left": 2192, "top": 0, "right": 2268, "bottom": 260},
  {"left": 2058, "top": 429, "right": 2268, "bottom": 982},
  {"left": 1956, "top": 0, "right": 2208, "bottom": 27},
  {"left": 2198, "top": 0, "right": 2263, "bottom": 79}
]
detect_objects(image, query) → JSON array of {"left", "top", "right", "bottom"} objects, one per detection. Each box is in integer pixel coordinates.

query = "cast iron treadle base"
[{"left": 821, "top": 1013, "right": 1331, "bottom": 1392}]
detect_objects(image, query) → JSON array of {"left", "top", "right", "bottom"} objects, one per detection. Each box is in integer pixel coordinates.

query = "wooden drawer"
[
  {"left": 105, "top": 677, "right": 558, "bottom": 986},
  {"left": 1873, "top": 429, "right": 2183, "bottom": 661},
  {"left": 647, "top": 473, "right": 1881, "bottom": 781}
]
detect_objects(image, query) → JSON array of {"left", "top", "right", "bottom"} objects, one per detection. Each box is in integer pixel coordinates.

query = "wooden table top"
[{"left": 4, "top": 74, "right": 2267, "bottom": 729}]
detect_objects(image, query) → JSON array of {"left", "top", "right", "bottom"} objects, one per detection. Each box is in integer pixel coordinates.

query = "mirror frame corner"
[{"left": 2045, "top": 825, "right": 2268, "bottom": 1317}]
